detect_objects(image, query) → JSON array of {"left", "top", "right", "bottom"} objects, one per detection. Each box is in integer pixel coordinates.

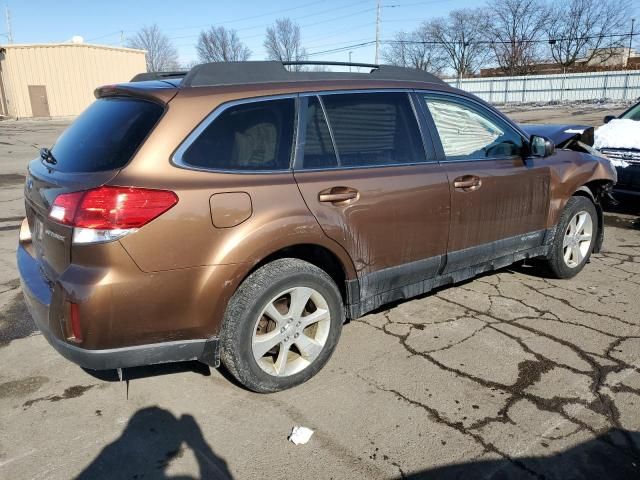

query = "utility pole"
[
  {"left": 629, "top": 18, "right": 636, "bottom": 69},
  {"left": 374, "top": 0, "right": 381, "bottom": 64},
  {"left": 120, "top": 30, "right": 124, "bottom": 47},
  {"left": 5, "top": 5, "right": 13, "bottom": 44}
]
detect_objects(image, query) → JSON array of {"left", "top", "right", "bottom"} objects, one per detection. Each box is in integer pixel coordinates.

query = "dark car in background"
[{"left": 596, "top": 100, "right": 640, "bottom": 196}]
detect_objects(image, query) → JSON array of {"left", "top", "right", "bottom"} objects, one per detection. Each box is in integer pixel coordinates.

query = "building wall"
[{"left": 0, "top": 43, "right": 146, "bottom": 118}]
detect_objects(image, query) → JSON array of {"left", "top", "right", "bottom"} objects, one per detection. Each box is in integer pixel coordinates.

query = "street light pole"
[
  {"left": 375, "top": 0, "right": 381, "bottom": 64},
  {"left": 629, "top": 18, "right": 636, "bottom": 69},
  {"left": 5, "top": 5, "right": 13, "bottom": 44}
]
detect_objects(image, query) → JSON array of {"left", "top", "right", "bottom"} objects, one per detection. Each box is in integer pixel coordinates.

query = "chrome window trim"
[
  {"left": 171, "top": 93, "right": 298, "bottom": 174},
  {"left": 296, "top": 161, "right": 437, "bottom": 173},
  {"left": 299, "top": 88, "right": 410, "bottom": 97}
]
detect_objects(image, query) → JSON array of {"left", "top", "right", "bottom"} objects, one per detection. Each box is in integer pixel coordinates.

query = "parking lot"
[{"left": 1, "top": 105, "right": 639, "bottom": 479}]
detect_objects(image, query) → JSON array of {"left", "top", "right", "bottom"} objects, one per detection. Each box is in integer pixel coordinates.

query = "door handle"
[
  {"left": 318, "top": 187, "right": 359, "bottom": 204},
  {"left": 453, "top": 175, "right": 482, "bottom": 192}
]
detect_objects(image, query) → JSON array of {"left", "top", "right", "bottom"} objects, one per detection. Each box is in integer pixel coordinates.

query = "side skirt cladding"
[{"left": 346, "top": 229, "right": 553, "bottom": 318}]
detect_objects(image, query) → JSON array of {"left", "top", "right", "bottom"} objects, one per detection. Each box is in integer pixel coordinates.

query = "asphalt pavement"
[{"left": 1, "top": 111, "right": 639, "bottom": 479}]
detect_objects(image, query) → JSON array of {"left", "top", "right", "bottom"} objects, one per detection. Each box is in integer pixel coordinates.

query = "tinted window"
[
  {"left": 182, "top": 98, "right": 294, "bottom": 171},
  {"left": 424, "top": 96, "right": 522, "bottom": 161},
  {"left": 320, "top": 92, "right": 425, "bottom": 167},
  {"left": 302, "top": 96, "right": 338, "bottom": 169},
  {"left": 50, "top": 97, "right": 163, "bottom": 173}
]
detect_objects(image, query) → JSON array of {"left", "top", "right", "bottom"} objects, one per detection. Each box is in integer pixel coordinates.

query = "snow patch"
[{"left": 594, "top": 119, "right": 640, "bottom": 150}]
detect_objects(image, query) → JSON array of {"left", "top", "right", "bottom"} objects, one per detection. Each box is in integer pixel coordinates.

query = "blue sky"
[
  {"left": 3, "top": 0, "right": 638, "bottom": 67},
  {"left": 2, "top": 0, "right": 480, "bottom": 65}
]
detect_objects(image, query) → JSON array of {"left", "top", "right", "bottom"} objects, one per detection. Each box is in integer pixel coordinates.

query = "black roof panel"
[{"left": 181, "top": 61, "right": 446, "bottom": 88}]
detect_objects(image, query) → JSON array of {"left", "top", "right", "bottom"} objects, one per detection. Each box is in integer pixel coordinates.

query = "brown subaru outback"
[{"left": 18, "top": 61, "right": 616, "bottom": 392}]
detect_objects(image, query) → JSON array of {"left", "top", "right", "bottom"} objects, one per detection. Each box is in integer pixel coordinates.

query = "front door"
[
  {"left": 293, "top": 92, "right": 450, "bottom": 308},
  {"left": 419, "top": 93, "right": 550, "bottom": 273},
  {"left": 28, "top": 85, "right": 50, "bottom": 117}
]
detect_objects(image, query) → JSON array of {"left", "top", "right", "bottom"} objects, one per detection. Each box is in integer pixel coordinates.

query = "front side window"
[
  {"left": 423, "top": 96, "right": 522, "bottom": 161},
  {"left": 181, "top": 98, "right": 295, "bottom": 171},
  {"left": 318, "top": 92, "right": 425, "bottom": 168}
]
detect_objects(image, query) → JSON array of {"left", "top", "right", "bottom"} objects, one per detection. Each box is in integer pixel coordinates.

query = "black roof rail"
[
  {"left": 181, "top": 61, "right": 445, "bottom": 88},
  {"left": 130, "top": 71, "right": 188, "bottom": 82}
]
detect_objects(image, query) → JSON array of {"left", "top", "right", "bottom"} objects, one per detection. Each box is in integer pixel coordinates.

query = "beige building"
[{"left": 0, "top": 42, "right": 146, "bottom": 118}]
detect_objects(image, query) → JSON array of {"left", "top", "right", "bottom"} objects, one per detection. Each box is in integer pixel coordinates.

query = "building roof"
[{"left": 0, "top": 42, "right": 145, "bottom": 54}]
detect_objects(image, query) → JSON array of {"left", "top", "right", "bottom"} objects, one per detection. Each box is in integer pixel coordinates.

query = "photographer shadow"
[{"left": 77, "top": 406, "right": 232, "bottom": 480}]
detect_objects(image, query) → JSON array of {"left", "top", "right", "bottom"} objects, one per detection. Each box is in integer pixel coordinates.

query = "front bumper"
[
  {"left": 18, "top": 245, "right": 219, "bottom": 370},
  {"left": 614, "top": 165, "right": 640, "bottom": 195}
]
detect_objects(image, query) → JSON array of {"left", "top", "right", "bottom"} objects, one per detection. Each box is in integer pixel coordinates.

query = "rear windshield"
[{"left": 49, "top": 97, "right": 163, "bottom": 173}]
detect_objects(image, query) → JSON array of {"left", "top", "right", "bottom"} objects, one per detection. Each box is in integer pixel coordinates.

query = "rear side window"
[
  {"left": 302, "top": 96, "right": 338, "bottom": 169},
  {"left": 50, "top": 97, "right": 163, "bottom": 173},
  {"left": 181, "top": 98, "right": 295, "bottom": 171},
  {"left": 423, "top": 96, "right": 523, "bottom": 161},
  {"left": 319, "top": 92, "right": 425, "bottom": 168}
]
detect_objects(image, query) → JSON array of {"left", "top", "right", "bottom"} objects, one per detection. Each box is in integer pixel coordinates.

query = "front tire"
[
  {"left": 220, "top": 258, "right": 344, "bottom": 393},
  {"left": 544, "top": 196, "right": 598, "bottom": 279}
]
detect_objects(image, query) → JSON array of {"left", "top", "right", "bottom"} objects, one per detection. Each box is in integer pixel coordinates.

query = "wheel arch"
[
  {"left": 244, "top": 243, "right": 357, "bottom": 306},
  {"left": 571, "top": 181, "right": 611, "bottom": 253}
]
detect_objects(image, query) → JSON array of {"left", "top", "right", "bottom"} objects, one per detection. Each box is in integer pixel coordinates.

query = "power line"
[
  {"left": 166, "top": 0, "right": 372, "bottom": 41},
  {"left": 308, "top": 41, "right": 376, "bottom": 57},
  {"left": 306, "top": 31, "right": 640, "bottom": 58},
  {"left": 385, "top": 31, "right": 639, "bottom": 46}
]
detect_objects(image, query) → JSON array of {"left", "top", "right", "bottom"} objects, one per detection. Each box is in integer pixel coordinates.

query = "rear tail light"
[
  {"left": 49, "top": 186, "right": 178, "bottom": 244},
  {"left": 69, "top": 302, "right": 82, "bottom": 342}
]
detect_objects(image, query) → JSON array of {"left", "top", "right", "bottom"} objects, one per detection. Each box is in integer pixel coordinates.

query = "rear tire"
[
  {"left": 220, "top": 258, "right": 344, "bottom": 393},
  {"left": 544, "top": 196, "right": 598, "bottom": 279}
]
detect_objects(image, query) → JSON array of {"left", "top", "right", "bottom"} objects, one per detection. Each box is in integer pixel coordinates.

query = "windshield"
[
  {"left": 49, "top": 97, "right": 163, "bottom": 173},
  {"left": 621, "top": 102, "right": 640, "bottom": 121}
]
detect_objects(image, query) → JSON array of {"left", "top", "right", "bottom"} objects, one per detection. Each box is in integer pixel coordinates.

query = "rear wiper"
[{"left": 39, "top": 147, "right": 57, "bottom": 165}]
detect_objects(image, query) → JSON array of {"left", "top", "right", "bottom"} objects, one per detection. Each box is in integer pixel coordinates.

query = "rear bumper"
[{"left": 18, "top": 245, "right": 219, "bottom": 370}]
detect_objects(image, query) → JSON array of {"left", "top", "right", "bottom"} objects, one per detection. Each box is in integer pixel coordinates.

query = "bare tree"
[
  {"left": 126, "top": 24, "right": 180, "bottom": 72},
  {"left": 383, "top": 25, "right": 447, "bottom": 75},
  {"left": 428, "top": 9, "right": 491, "bottom": 79},
  {"left": 264, "top": 18, "right": 307, "bottom": 70},
  {"left": 485, "top": 0, "right": 547, "bottom": 75},
  {"left": 196, "top": 26, "right": 251, "bottom": 62},
  {"left": 544, "top": 0, "right": 631, "bottom": 70}
]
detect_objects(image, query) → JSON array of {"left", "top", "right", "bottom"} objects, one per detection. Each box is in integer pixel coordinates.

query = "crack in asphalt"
[{"left": 353, "top": 243, "right": 640, "bottom": 476}]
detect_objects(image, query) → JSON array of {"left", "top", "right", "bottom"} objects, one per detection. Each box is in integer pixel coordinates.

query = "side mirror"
[
  {"left": 603, "top": 115, "right": 616, "bottom": 124},
  {"left": 530, "top": 135, "right": 555, "bottom": 158}
]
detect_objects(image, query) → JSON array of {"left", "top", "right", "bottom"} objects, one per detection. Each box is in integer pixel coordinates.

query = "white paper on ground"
[{"left": 288, "top": 426, "right": 314, "bottom": 445}]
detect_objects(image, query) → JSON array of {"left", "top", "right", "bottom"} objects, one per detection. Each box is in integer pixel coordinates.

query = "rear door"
[
  {"left": 293, "top": 91, "right": 450, "bottom": 299},
  {"left": 417, "top": 92, "right": 550, "bottom": 273},
  {"left": 24, "top": 96, "right": 164, "bottom": 282}
]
